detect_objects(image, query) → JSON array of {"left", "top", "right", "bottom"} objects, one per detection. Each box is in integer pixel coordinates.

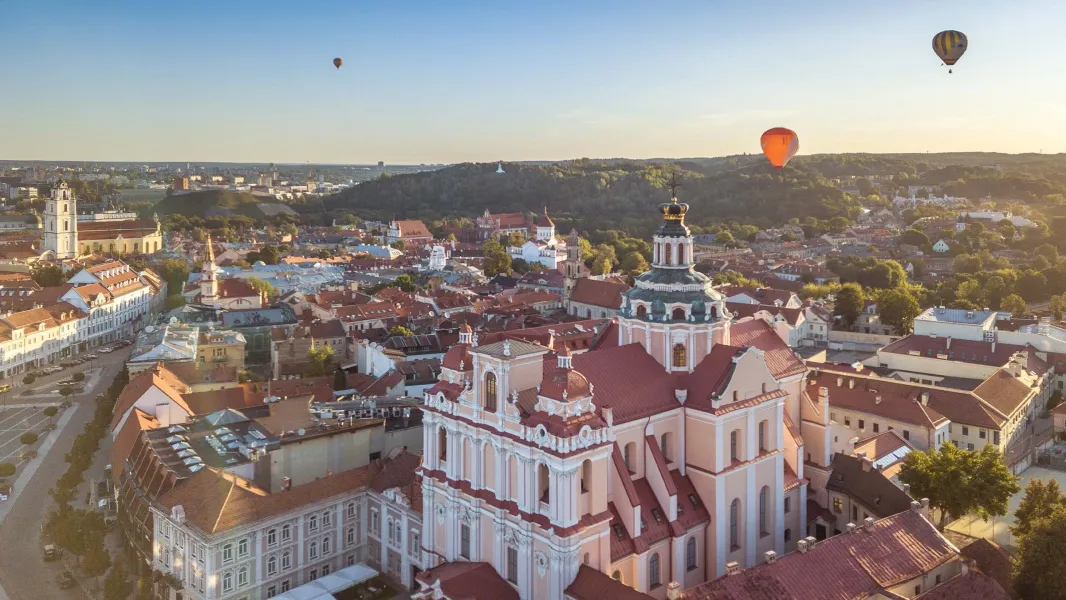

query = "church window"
[
  {"left": 672, "top": 307, "right": 686, "bottom": 320},
  {"left": 672, "top": 343, "right": 686, "bottom": 368},
  {"left": 507, "top": 547, "right": 519, "bottom": 584},
  {"left": 484, "top": 372, "right": 497, "bottom": 412},
  {"left": 623, "top": 442, "right": 635, "bottom": 472},
  {"left": 759, "top": 486, "right": 769, "bottom": 534},
  {"left": 63, "top": 221, "right": 68, "bottom": 231},
  {"left": 730, "top": 430, "right": 739, "bottom": 462},
  {"left": 730, "top": 499, "right": 740, "bottom": 549},
  {"left": 687, "top": 537, "right": 698, "bottom": 570},
  {"left": 664, "top": 243, "right": 673, "bottom": 265},
  {"left": 438, "top": 428, "right": 447, "bottom": 462},
  {"left": 649, "top": 553, "right": 661, "bottom": 588},
  {"left": 636, "top": 304, "right": 647, "bottom": 317}
]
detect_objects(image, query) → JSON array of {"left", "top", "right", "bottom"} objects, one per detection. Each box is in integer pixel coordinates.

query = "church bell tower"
[
  {"left": 43, "top": 181, "right": 78, "bottom": 259},
  {"left": 564, "top": 229, "right": 582, "bottom": 298}
]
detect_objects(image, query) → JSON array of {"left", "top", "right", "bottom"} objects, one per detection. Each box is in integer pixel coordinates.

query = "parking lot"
[{"left": 0, "top": 405, "right": 56, "bottom": 464}]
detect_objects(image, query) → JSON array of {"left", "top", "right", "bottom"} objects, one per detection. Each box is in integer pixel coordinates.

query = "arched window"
[
  {"left": 538, "top": 463, "right": 551, "bottom": 504},
  {"left": 309, "top": 541, "right": 318, "bottom": 560},
  {"left": 664, "top": 243, "right": 673, "bottom": 265},
  {"left": 672, "top": 343, "right": 686, "bottom": 368},
  {"left": 580, "top": 459, "right": 592, "bottom": 494},
  {"left": 672, "top": 307, "right": 686, "bottom": 321},
  {"left": 636, "top": 304, "right": 647, "bottom": 317},
  {"left": 730, "top": 499, "right": 740, "bottom": 549},
  {"left": 282, "top": 550, "right": 292, "bottom": 570},
  {"left": 267, "top": 555, "right": 277, "bottom": 575},
  {"left": 660, "top": 432, "right": 673, "bottom": 462},
  {"left": 583, "top": 552, "right": 590, "bottom": 565},
  {"left": 222, "top": 573, "right": 233, "bottom": 592},
  {"left": 687, "top": 537, "right": 698, "bottom": 570},
  {"left": 237, "top": 566, "right": 248, "bottom": 587},
  {"left": 759, "top": 420, "right": 768, "bottom": 452},
  {"left": 730, "top": 429, "right": 739, "bottom": 462},
  {"left": 439, "top": 427, "right": 448, "bottom": 461},
  {"left": 323, "top": 536, "right": 332, "bottom": 554},
  {"left": 649, "top": 553, "right": 661, "bottom": 588},
  {"left": 623, "top": 442, "right": 635, "bottom": 472},
  {"left": 484, "top": 372, "right": 497, "bottom": 412},
  {"left": 759, "top": 486, "right": 769, "bottom": 534}
]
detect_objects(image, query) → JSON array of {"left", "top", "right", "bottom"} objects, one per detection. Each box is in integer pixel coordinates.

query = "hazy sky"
[{"left": 2, "top": 0, "right": 1064, "bottom": 163}]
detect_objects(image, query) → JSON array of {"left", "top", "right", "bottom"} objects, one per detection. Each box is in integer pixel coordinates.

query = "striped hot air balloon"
[
  {"left": 760, "top": 128, "right": 799, "bottom": 171},
  {"left": 932, "top": 30, "right": 967, "bottom": 73}
]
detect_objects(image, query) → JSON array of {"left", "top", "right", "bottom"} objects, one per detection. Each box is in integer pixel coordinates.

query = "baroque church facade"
[
  {"left": 40, "top": 181, "right": 164, "bottom": 260},
  {"left": 419, "top": 193, "right": 817, "bottom": 599}
]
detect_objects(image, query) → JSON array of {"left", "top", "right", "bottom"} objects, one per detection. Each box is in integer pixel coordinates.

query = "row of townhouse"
[{"left": 0, "top": 259, "right": 158, "bottom": 379}]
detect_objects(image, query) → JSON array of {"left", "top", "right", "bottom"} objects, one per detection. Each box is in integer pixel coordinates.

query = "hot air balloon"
[
  {"left": 932, "top": 30, "right": 967, "bottom": 73},
  {"left": 333, "top": 57, "right": 343, "bottom": 69},
  {"left": 760, "top": 128, "right": 799, "bottom": 171}
]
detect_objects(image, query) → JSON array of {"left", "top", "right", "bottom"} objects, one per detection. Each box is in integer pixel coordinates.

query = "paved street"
[
  {"left": 0, "top": 405, "right": 56, "bottom": 464},
  {"left": 0, "top": 347, "right": 130, "bottom": 600}
]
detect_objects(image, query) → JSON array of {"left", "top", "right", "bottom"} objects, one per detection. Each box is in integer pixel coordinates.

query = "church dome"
[{"left": 540, "top": 348, "right": 591, "bottom": 401}]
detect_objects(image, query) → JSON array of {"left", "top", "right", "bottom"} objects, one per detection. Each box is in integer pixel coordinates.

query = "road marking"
[
  {"left": 0, "top": 414, "right": 51, "bottom": 458},
  {"left": 0, "top": 409, "right": 31, "bottom": 429}
]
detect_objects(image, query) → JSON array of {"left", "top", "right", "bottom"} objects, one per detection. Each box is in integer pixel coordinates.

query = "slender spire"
[{"left": 205, "top": 233, "right": 216, "bottom": 266}]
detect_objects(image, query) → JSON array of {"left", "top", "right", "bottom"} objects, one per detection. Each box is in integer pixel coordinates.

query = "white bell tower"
[{"left": 43, "top": 181, "right": 78, "bottom": 259}]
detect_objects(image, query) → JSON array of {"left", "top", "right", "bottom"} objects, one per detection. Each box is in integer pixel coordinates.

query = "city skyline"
[{"left": 2, "top": 0, "right": 1064, "bottom": 163}]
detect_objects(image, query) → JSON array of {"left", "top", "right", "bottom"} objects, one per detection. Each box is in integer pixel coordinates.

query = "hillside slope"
[{"left": 153, "top": 190, "right": 296, "bottom": 219}]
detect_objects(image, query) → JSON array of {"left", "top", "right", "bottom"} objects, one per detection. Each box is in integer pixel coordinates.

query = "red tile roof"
[
  {"left": 915, "top": 571, "right": 1011, "bottom": 600},
  {"left": 958, "top": 539, "right": 1015, "bottom": 598},
  {"left": 879, "top": 335, "right": 1027, "bottom": 368},
  {"left": 727, "top": 302, "right": 804, "bottom": 326},
  {"left": 566, "top": 565, "right": 654, "bottom": 600},
  {"left": 110, "top": 365, "right": 191, "bottom": 431},
  {"left": 684, "top": 510, "right": 958, "bottom": 600},
  {"left": 972, "top": 369, "right": 1035, "bottom": 418},
  {"left": 729, "top": 318, "right": 806, "bottom": 378},
  {"left": 415, "top": 562, "right": 519, "bottom": 600},
  {"left": 441, "top": 342, "right": 473, "bottom": 372},
  {"left": 393, "top": 219, "right": 433, "bottom": 240},
  {"left": 574, "top": 344, "right": 681, "bottom": 424},
  {"left": 539, "top": 357, "right": 591, "bottom": 401},
  {"left": 569, "top": 278, "right": 628, "bottom": 310}
]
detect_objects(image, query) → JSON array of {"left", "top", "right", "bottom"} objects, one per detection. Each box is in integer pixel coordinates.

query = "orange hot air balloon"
[
  {"left": 333, "top": 57, "right": 343, "bottom": 69},
  {"left": 761, "top": 127, "right": 799, "bottom": 170}
]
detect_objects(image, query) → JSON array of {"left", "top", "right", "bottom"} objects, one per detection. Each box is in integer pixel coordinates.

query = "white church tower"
[{"left": 43, "top": 181, "right": 77, "bottom": 259}]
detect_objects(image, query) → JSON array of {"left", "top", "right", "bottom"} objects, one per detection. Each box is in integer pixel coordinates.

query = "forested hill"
[{"left": 324, "top": 153, "right": 1066, "bottom": 237}]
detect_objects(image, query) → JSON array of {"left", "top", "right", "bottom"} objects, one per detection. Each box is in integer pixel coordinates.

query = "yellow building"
[
  {"left": 77, "top": 217, "right": 164, "bottom": 256},
  {"left": 197, "top": 328, "right": 246, "bottom": 371}
]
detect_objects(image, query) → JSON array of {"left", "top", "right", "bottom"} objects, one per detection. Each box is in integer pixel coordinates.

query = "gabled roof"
[
  {"left": 569, "top": 278, "right": 628, "bottom": 310},
  {"left": 110, "top": 365, "right": 192, "bottom": 431},
  {"left": 730, "top": 318, "right": 806, "bottom": 378},
  {"left": 826, "top": 452, "right": 914, "bottom": 519},
  {"left": 915, "top": 571, "right": 1011, "bottom": 600},
  {"left": 574, "top": 344, "right": 681, "bottom": 424},
  {"left": 415, "top": 561, "right": 519, "bottom": 600},
  {"left": 566, "top": 565, "right": 654, "bottom": 600},
  {"left": 391, "top": 219, "right": 432, "bottom": 239}
]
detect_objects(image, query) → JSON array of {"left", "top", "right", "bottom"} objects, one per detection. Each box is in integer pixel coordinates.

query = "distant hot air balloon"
[
  {"left": 760, "top": 128, "right": 799, "bottom": 171},
  {"left": 333, "top": 57, "right": 343, "bottom": 69},
  {"left": 932, "top": 30, "right": 967, "bottom": 73}
]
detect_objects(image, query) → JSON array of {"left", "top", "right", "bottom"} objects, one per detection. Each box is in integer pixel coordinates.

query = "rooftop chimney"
[
  {"left": 846, "top": 522, "right": 856, "bottom": 534},
  {"left": 281, "top": 477, "right": 292, "bottom": 491},
  {"left": 797, "top": 539, "right": 809, "bottom": 553},
  {"left": 861, "top": 457, "right": 873, "bottom": 472},
  {"left": 725, "top": 562, "right": 740, "bottom": 576},
  {"left": 764, "top": 550, "right": 778, "bottom": 564},
  {"left": 911, "top": 500, "right": 922, "bottom": 513},
  {"left": 903, "top": 483, "right": 911, "bottom": 494},
  {"left": 863, "top": 517, "right": 875, "bottom": 532},
  {"left": 946, "top": 337, "right": 952, "bottom": 349},
  {"left": 837, "top": 376, "right": 843, "bottom": 387},
  {"left": 920, "top": 391, "right": 930, "bottom": 406},
  {"left": 849, "top": 379, "right": 855, "bottom": 389},
  {"left": 804, "top": 536, "right": 816, "bottom": 549},
  {"left": 666, "top": 582, "right": 682, "bottom": 600}
]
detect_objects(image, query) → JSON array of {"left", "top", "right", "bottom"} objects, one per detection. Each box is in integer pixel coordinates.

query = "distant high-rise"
[{"left": 378, "top": 161, "right": 385, "bottom": 169}]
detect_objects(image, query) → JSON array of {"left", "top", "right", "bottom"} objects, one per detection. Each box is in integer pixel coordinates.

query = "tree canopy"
[
  {"left": 1014, "top": 505, "right": 1066, "bottom": 600},
  {"left": 834, "top": 283, "right": 865, "bottom": 327},
  {"left": 898, "top": 443, "right": 1019, "bottom": 530}
]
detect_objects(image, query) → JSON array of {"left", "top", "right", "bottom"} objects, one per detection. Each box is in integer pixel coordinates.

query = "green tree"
[
  {"left": 389, "top": 326, "right": 414, "bottom": 337},
  {"left": 1017, "top": 271, "right": 1048, "bottom": 302},
  {"left": 19, "top": 432, "right": 38, "bottom": 445},
  {"left": 59, "top": 386, "right": 74, "bottom": 397},
  {"left": 1037, "top": 244, "right": 1059, "bottom": 263},
  {"left": 165, "top": 295, "right": 187, "bottom": 311},
  {"left": 103, "top": 560, "right": 133, "bottom": 600},
  {"left": 0, "top": 463, "right": 14, "bottom": 477},
  {"left": 482, "top": 239, "right": 512, "bottom": 277},
  {"left": 392, "top": 274, "right": 416, "bottom": 292},
  {"left": 899, "top": 229, "right": 930, "bottom": 248},
  {"left": 81, "top": 530, "right": 111, "bottom": 580},
  {"left": 620, "top": 252, "right": 649, "bottom": 275},
  {"left": 44, "top": 406, "right": 59, "bottom": 417},
  {"left": 997, "top": 219, "right": 1016, "bottom": 240},
  {"left": 245, "top": 276, "right": 278, "bottom": 301},
  {"left": 898, "top": 443, "right": 1020, "bottom": 530},
  {"left": 594, "top": 244, "right": 618, "bottom": 270},
  {"left": 591, "top": 255, "right": 613, "bottom": 275},
  {"left": 1014, "top": 505, "right": 1066, "bottom": 600},
  {"left": 511, "top": 258, "right": 530, "bottom": 274},
  {"left": 953, "top": 253, "right": 983, "bottom": 275},
  {"left": 985, "top": 276, "right": 1008, "bottom": 309},
  {"left": 1050, "top": 293, "right": 1066, "bottom": 321},
  {"left": 389, "top": 240, "right": 406, "bottom": 252},
  {"left": 833, "top": 283, "right": 865, "bottom": 328},
  {"left": 258, "top": 245, "right": 281, "bottom": 264},
  {"left": 876, "top": 288, "right": 921, "bottom": 335},
  {"left": 306, "top": 345, "right": 335, "bottom": 377},
  {"left": 507, "top": 232, "right": 527, "bottom": 247},
  {"left": 32, "top": 265, "right": 67, "bottom": 287},
  {"left": 1001, "top": 294, "right": 1029, "bottom": 316},
  {"left": 1012, "top": 478, "right": 1066, "bottom": 538},
  {"left": 157, "top": 259, "right": 191, "bottom": 292},
  {"left": 955, "top": 279, "right": 984, "bottom": 306},
  {"left": 715, "top": 230, "right": 735, "bottom": 245}
]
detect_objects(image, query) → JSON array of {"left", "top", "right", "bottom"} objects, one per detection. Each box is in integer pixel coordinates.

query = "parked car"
[{"left": 56, "top": 571, "right": 76, "bottom": 589}]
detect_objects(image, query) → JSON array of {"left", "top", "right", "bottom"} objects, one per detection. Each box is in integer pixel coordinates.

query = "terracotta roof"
[
  {"left": 566, "top": 565, "right": 654, "bottom": 600},
  {"left": 182, "top": 387, "right": 257, "bottom": 415},
  {"left": 683, "top": 510, "right": 958, "bottom": 600},
  {"left": 879, "top": 335, "right": 1027, "bottom": 368},
  {"left": 110, "top": 408, "right": 158, "bottom": 487},
  {"left": 724, "top": 286, "right": 797, "bottom": 306},
  {"left": 392, "top": 219, "right": 432, "bottom": 240},
  {"left": 809, "top": 371, "right": 1006, "bottom": 430},
  {"left": 574, "top": 344, "right": 682, "bottom": 424},
  {"left": 539, "top": 357, "right": 590, "bottom": 401},
  {"left": 826, "top": 452, "right": 914, "bottom": 519},
  {"left": 156, "top": 459, "right": 386, "bottom": 535},
  {"left": 245, "top": 376, "right": 336, "bottom": 404},
  {"left": 853, "top": 430, "right": 912, "bottom": 479},
  {"left": 77, "top": 219, "right": 158, "bottom": 241},
  {"left": 915, "top": 571, "right": 1011, "bottom": 600},
  {"left": 441, "top": 342, "right": 473, "bottom": 372},
  {"left": 685, "top": 344, "right": 743, "bottom": 411},
  {"left": 415, "top": 562, "right": 519, "bottom": 600},
  {"left": 972, "top": 369, "right": 1034, "bottom": 418},
  {"left": 959, "top": 539, "right": 1015, "bottom": 598},
  {"left": 482, "top": 212, "right": 529, "bottom": 229},
  {"left": 670, "top": 470, "right": 710, "bottom": 530},
  {"left": 110, "top": 365, "right": 192, "bottom": 431},
  {"left": 216, "top": 278, "right": 259, "bottom": 299},
  {"left": 729, "top": 318, "right": 806, "bottom": 378},
  {"left": 569, "top": 278, "right": 628, "bottom": 310},
  {"left": 535, "top": 208, "right": 554, "bottom": 228},
  {"left": 165, "top": 363, "right": 239, "bottom": 387}
]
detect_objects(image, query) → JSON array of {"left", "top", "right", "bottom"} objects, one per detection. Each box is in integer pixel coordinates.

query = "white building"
[
  {"left": 428, "top": 245, "right": 447, "bottom": 271},
  {"left": 42, "top": 181, "right": 77, "bottom": 259},
  {"left": 64, "top": 260, "right": 152, "bottom": 347},
  {"left": 932, "top": 240, "right": 950, "bottom": 253},
  {"left": 508, "top": 209, "right": 567, "bottom": 270}
]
